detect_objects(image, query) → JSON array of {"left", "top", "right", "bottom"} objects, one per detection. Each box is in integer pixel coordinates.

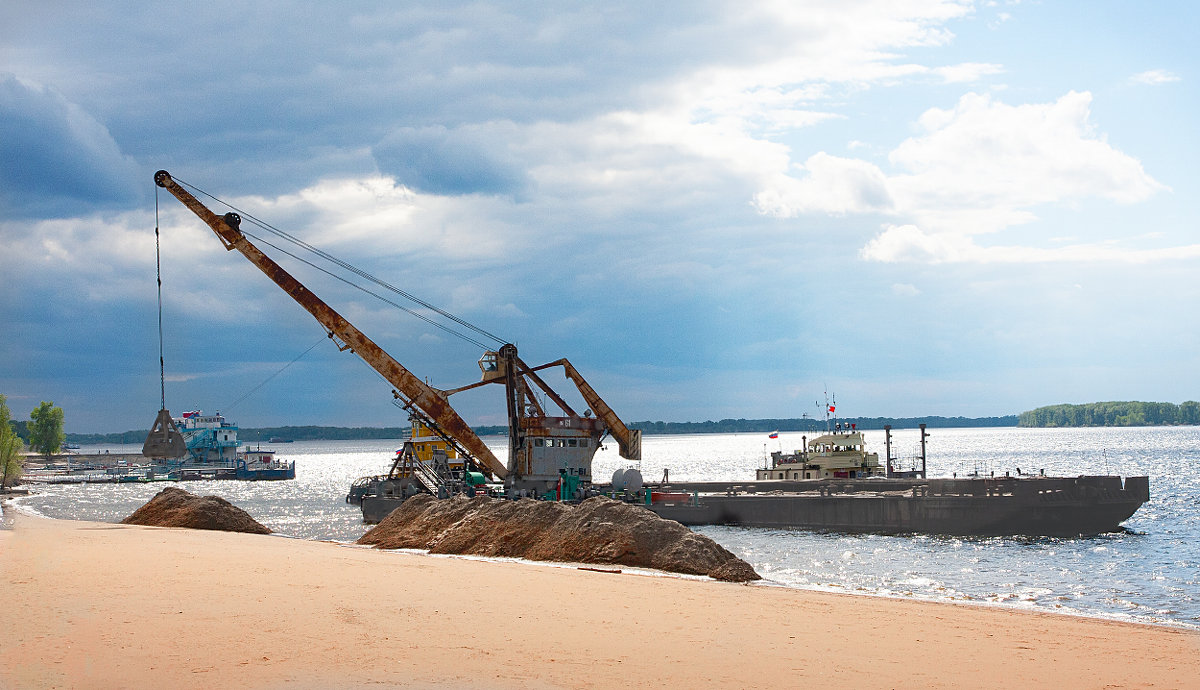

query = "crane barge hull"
[{"left": 643, "top": 475, "right": 1150, "bottom": 537}]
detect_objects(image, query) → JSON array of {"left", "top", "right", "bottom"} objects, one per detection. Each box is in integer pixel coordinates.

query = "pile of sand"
[
  {"left": 358, "top": 494, "right": 760, "bottom": 582},
  {"left": 121, "top": 486, "right": 271, "bottom": 534}
]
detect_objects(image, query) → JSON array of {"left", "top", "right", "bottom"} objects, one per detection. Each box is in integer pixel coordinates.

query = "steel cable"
[{"left": 171, "top": 176, "right": 507, "bottom": 349}]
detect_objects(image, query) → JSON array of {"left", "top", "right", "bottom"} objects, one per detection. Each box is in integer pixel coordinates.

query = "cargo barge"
[
  {"left": 642, "top": 475, "right": 1150, "bottom": 537},
  {"left": 642, "top": 424, "right": 1149, "bottom": 537}
]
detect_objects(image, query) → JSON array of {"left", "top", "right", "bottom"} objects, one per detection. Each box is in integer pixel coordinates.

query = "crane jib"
[{"left": 153, "top": 170, "right": 508, "bottom": 480}]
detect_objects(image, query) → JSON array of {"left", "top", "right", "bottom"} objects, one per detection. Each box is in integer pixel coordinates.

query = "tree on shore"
[
  {"left": 1, "top": 394, "right": 25, "bottom": 489},
  {"left": 28, "top": 401, "right": 65, "bottom": 459}
]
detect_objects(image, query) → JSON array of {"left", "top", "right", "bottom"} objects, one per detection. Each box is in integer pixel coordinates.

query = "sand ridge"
[{"left": 359, "top": 493, "right": 761, "bottom": 581}]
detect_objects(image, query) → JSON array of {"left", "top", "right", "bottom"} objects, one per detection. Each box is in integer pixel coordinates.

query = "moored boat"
[
  {"left": 160, "top": 411, "right": 295, "bottom": 481},
  {"left": 646, "top": 422, "right": 1150, "bottom": 537}
]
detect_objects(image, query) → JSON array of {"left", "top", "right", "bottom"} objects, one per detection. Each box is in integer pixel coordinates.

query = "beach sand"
[{"left": 2, "top": 512, "right": 1196, "bottom": 689}]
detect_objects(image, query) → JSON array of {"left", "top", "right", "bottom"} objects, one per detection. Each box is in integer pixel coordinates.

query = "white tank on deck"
[
  {"left": 611, "top": 468, "right": 627, "bottom": 490},
  {"left": 612, "top": 467, "right": 642, "bottom": 492}
]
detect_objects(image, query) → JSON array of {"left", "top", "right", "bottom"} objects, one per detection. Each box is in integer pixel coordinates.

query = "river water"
[{"left": 11, "top": 426, "right": 1199, "bottom": 628}]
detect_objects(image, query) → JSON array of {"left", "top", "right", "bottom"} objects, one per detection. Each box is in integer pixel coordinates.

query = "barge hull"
[
  {"left": 361, "top": 496, "right": 405, "bottom": 524},
  {"left": 646, "top": 476, "right": 1150, "bottom": 537}
]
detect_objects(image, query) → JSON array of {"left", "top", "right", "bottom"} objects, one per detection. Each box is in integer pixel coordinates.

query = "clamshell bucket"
[{"left": 142, "top": 408, "right": 187, "bottom": 458}]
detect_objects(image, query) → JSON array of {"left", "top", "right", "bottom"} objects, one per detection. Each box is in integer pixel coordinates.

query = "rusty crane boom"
[{"left": 154, "top": 171, "right": 639, "bottom": 497}]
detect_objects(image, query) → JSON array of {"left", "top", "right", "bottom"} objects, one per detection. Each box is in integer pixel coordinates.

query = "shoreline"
[
  {"left": 3, "top": 511, "right": 1198, "bottom": 689},
  {"left": 6, "top": 496, "right": 1194, "bottom": 632}
]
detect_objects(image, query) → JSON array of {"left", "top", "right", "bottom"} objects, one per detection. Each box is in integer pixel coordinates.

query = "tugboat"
[
  {"left": 164, "top": 411, "right": 296, "bottom": 481},
  {"left": 757, "top": 422, "right": 884, "bottom": 480}
]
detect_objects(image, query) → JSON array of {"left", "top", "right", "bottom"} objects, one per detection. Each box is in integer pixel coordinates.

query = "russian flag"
[{"left": 768, "top": 431, "right": 779, "bottom": 439}]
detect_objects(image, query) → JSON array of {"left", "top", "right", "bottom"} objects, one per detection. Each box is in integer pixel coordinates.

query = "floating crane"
[{"left": 154, "top": 171, "right": 639, "bottom": 498}]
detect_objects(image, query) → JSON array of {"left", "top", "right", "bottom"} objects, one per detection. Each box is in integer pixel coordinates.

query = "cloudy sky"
[{"left": 2, "top": 1, "right": 1197, "bottom": 433}]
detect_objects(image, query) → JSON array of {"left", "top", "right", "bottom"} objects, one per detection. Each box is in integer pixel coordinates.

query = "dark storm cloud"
[
  {"left": 0, "top": 74, "right": 141, "bottom": 218},
  {"left": 1, "top": 1, "right": 739, "bottom": 200},
  {"left": 374, "top": 126, "right": 526, "bottom": 196}
]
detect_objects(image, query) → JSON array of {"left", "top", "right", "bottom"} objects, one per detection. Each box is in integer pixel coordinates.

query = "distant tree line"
[
  {"left": 237, "top": 426, "right": 412, "bottom": 442},
  {"left": 627, "top": 415, "right": 1017, "bottom": 434},
  {"left": 50, "top": 402, "right": 1200, "bottom": 443},
  {"left": 59, "top": 428, "right": 150, "bottom": 444},
  {"left": 1019, "top": 401, "right": 1200, "bottom": 428},
  {"left": 62, "top": 414, "right": 1019, "bottom": 444}
]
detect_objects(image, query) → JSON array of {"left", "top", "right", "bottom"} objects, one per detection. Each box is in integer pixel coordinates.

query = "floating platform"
[{"left": 21, "top": 453, "right": 295, "bottom": 484}]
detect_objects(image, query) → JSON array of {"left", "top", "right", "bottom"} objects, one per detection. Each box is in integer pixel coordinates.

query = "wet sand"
[{"left": 1, "top": 512, "right": 1196, "bottom": 689}]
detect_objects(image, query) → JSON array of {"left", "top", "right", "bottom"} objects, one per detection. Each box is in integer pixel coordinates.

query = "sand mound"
[
  {"left": 121, "top": 487, "right": 271, "bottom": 534},
  {"left": 358, "top": 494, "right": 760, "bottom": 582}
]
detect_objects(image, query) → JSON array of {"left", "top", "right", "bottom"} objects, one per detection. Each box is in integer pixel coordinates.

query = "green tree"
[
  {"left": 28, "top": 401, "right": 65, "bottom": 459},
  {"left": 1, "top": 394, "right": 25, "bottom": 489},
  {"left": 1181, "top": 401, "right": 1200, "bottom": 426}
]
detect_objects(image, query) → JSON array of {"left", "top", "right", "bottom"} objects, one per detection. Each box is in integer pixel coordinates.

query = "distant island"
[{"left": 1018, "top": 401, "right": 1200, "bottom": 428}]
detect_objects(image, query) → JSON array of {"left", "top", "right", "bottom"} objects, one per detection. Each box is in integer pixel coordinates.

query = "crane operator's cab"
[{"left": 478, "top": 350, "right": 504, "bottom": 383}]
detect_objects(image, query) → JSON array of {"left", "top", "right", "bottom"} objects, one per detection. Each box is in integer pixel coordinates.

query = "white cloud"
[
  {"left": 755, "top": 152, "right": 893, "bottom": 216},
  {"left": 890, "top": 91, "right": 1165, "bottom": 223},
  {"left": 862, "top": 225, "right": 965, "bottom": 262},
  {"left": 931, "top": 62, "right": 1004, "bottom": 83},
  {"left": 0, "top": 212, "right": 161, "bottom": 302},
  {"left": 891, "top": 282, "right": 921, "bottom": 296},
  {"left": 554, "top": 0, "right": 984, "bottom": 200},
  {"left": 1130, "top": 69, "right": 1181, "bottom": 85},
  {"left": 228, "top": 175, "right": 538, "bottom": 268},
  {"left": 862, "top": 223, "right": 1200, "bottom": 264},
  {"left": 761, "top": 90, "right": 1173, "bottom": 264}
]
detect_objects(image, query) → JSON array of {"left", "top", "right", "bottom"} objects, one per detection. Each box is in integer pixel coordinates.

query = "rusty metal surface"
[
  {"left": 141, "top": 407, "right": 186, "bottom": 458},
  {"left": 532, "top": 358, "right": 641, "bottom": 461},
  {"left": 514, "top": 356, "right": 577, "bottom": 417},
  {"left": 155, "top": 171, "right": 507, "bottom": 479}
]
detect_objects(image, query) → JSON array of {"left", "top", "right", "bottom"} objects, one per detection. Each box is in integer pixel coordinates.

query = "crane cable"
[
  {"left": 154, "top": 176, "right": 501, "bottom": 416},
  {"left": 154, "top": 187, "right": 166, "bottom": 409},
  {"left": 157, "top": 183, "right": 332, "bottom": 417},
  {"left": 243, "top": 229, "right": 493, "bottom": 351},
  {"left": 171, "top": 176, "right": 507, "bottom": 349},
  {"left": 221, "top": 335, "right": 327, "bottom": 414}
]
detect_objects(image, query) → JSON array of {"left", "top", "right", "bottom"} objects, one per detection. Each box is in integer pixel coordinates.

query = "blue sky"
[{"left": 2, "top": 1, "right": 1197, "bottom": 433}]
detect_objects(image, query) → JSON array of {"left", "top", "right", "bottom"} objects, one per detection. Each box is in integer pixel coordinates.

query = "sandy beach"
[{"left": 2, "top": 512, "right": 1197, "bottom": 689}]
